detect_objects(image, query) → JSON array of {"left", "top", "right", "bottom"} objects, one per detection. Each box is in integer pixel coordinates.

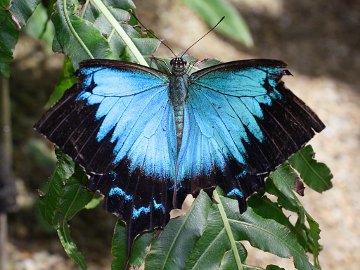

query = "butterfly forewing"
[
  {"left": 35, "top": 60, "right": 178, "bottom": 246},
  {"left": 176, "top": 59, "right": 324, "bottom": 210}
]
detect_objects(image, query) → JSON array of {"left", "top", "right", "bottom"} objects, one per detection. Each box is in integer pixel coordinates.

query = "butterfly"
[{"left": 35, "top": 56, "right": 324, "bottom": 255}]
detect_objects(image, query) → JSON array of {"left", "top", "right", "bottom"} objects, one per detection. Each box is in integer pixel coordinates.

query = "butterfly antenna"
[
  {"left": 181, "top": 16, "right": 225, "bottom": 58},
  {"left": 130, "top": 11, "right": 177, "bottom": 57}
]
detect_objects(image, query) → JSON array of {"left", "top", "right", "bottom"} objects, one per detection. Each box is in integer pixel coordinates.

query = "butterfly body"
[
  {"left": 35, "top": 57, "right": 325, "bottom": 253},
  {"left": 168, "top": 58, "right": 189, "bottom": 151}
]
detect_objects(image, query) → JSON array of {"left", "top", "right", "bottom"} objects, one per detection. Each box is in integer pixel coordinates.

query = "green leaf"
[
  {"left": 268, "top": 164, "right": 322, "bottom": 267},
  {"left": 111, "top": 221, "right": 153, "bottom": 270},
  {"left": 9, "top": 0, "right": 40, "bottom": 28},
  {"left": 39, "top": 150, "right": 93, "bottom": 270},
  {"left": 0, "top": 1, "right": 8, "bottom": 9},
  {"left": 248, "top": 195, "right": 309, "bottom": 252},
  {"left": 268, "top": 164, "right": 303, "bottom": 214},
  {"left": 24, "top": 3, "right": 55, "bottom": 48},
  {"left": 248, "top": 195, "right": 289, "bottom": 226},
  {"left": 145, "top": 191, "right": 212, "bottom": 270},
  {"left": 39, "top": 150, "right": 75, "bottom": 225},
  {"left": 0, "top": 2, "right": 19, "bottom": 78},
  {"left": 45, "top": 57, "right": 76, "bottom": 107},
  {"left": 57, "top": 167, "right": 93, "bottom": 221},
  {"left": 101, "top": 0, "right": 136, "bottom": 10},
  {"left": 111, "top": 221, "right": 126, "bottom": 270},
  {"left": 181, "top": 0, "right": 253, "bottom": 47},
  {"left": 111, "top": 221, "right": 127, "bottom": 270},
  {"left": 0, "top": 0, "right": 46, "bottom": 77},
  {"left": 133, "top": 37, "right": 160, "bottom": 57},
  {"left": 289, "top": 145, "right": 333, "bottom": 192},
  {"left": 87, "top": 6, "right": 130, "bottom": 34},
  {"left": 218, "top": 193, "right": 317, "bottom": 270},
  {"left": 81, "top": 2, "right": 160, "bottom": 62},
  {"left": 185, "top": 190, "right": 244, "bottom": 270},
  {"left": 57, "top": 222, "right": 87, "bottom": 270},
  {"left": 52, "top": 0, "right": 114, "bottom": 67},
  {"left": 266, "top": 265, "right": 285, "bottom": 270},
  {"left": 84, "top": 195, "right": 103, "bottom": 209},
  {"left": 130, "top": 232, "right": 154, "bottom": 268},
  {"left": 56, "top": 168, "right": 93, "bottom": 269},
  {"left": 306, "top": 216, "right": 321, "bottom": 269},
  {"left": 89, "top": 0, "right": 148, "bottom": 65},
  {"left": 219, "top": 242, "right": 249, "bottom": 270},
  {"left": 144, "top": 184, "right": 320, "bottom": 269}
]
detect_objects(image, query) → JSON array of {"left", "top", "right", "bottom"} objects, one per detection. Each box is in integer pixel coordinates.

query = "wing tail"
[{"left": 89, "top": 164, "right": 173, "bottom": 257}]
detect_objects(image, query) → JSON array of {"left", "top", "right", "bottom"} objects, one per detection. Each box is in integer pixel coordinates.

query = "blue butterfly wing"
[
  {"left": 35, "top": 60, "right": 177, "bottom": 249},
  {"left": 177, "top": 60, "right": 324, "bottom": 210},
  {"left": 35, "top": 58, "right": 325, "bottom": 257}
]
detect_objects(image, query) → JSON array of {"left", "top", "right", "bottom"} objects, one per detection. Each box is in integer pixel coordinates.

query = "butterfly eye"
[
  {"left": 170, "top": 59, "right": 174, "bottom": 66},
  {"left": 183, "top": 60, "right": 187, "bottom": 66}
]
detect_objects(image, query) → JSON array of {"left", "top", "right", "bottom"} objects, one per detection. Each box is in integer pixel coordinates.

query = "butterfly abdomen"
[{"left": 169, "top": 74, "right": 189, "bottom": 151}]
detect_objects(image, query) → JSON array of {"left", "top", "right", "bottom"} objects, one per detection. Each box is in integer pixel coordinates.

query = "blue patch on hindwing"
[
  {"left": 153, "top": 199, "right": 166, "bottom": 212},
  {"left": 132, "top": 205, "right": 151, "bottom": 219},
  {"left": 132, "top": 199, "right": 166, "bottom": 219},
  {"left": 109, "top": 187, "right": 133, "bottom": 201},
  {"left": 227, "top": 188, "right": 243, "bottom": 198},
  {"left": 237, "top": 170, "right": 247, "bottom": 179}
]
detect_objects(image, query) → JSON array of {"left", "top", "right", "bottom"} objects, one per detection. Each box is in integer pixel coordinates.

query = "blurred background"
[{"left": 2, "top": 0, "right": 360, "bottom": 269}]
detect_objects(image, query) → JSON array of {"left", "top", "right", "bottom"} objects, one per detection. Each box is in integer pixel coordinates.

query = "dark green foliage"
[
  {"left": 0, "top": 0, "right": 40, "bottom": 77},
  {"left": 51, "top": 0, "right": 114, "bottom": 68},
  {"left": 0, "top": 8, "right": 17, "bottom": 77},
  {"left": 144, "top": 185, "right": 322, "bottom": 270},
  {"left": 23, "top": 4, "right": 55, "bottom": 48},
  {"left": 45, "top": 56, "right": 76, "bottom": 108},
  {"left": 145, "top": 192, "right": 212, "bottom": 270},
  {"left": 289, "top": 145, "right": 333, "bottom": 192},
  {"left": 9, "top": 0, "right": 40, "bottom": 28},
  {"left": 266, "top": 266, "right": 285, "bottom": 270},
  {"left": 111, "top": 221, "right": 153, "bottom": 270},
  {"left": 266, "top": 162, "right": 323, "bottom": 268},
  {"left": 39, "top": 150, "right": 93, "bottom": 270}
]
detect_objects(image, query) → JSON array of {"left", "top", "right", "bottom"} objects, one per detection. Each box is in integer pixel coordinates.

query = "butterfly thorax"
[{"left": 169, "top": 57, "right": 189, "bottom": 151}]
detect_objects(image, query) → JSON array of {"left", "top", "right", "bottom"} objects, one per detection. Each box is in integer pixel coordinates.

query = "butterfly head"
[{"left": 170, "top": 57, "right": 187, "bottom": 75}]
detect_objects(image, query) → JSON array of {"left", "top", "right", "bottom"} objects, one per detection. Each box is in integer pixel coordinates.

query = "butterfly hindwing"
[
  {"left": 35, "top": 60, "right": 178, "bottom": 250},
  {"left": 177, "top": 60, "right": 324, "bottom": 210}
]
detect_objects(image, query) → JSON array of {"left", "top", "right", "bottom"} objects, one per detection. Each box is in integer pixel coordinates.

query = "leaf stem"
[
  {"left": 107, "top": 28, "right": 115, "bottom": 42},
  {"left": 90, "top": 0, "right": 148, "bottom": 66},
  {"left": 62, "top": 0, "right": 94, "bottom": 59},
  {"left": 213, "top": 190, "right": 243, "bottom": 270},
  {"left": 161, "top": 198, "right": 199, "bottom": 269}
]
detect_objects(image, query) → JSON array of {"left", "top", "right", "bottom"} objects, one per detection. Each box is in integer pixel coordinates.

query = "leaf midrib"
[
  {"left": 63, "top": 0, "right": 94, "bottom": 58},
  {"left": 160, "top": 201, "right": 198, "bottom": 269},
  {"left": 213, "top": 190, "right": 243, "bottom": 270},
  {"left": 189, "top": 227, "right": 226, "bottom": 269},
  {"left": 231, "top": 219, "right": 305, "bottom": 260},
  {"left": 297, "top": 151, "right": 331, "bottom": 189}
]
